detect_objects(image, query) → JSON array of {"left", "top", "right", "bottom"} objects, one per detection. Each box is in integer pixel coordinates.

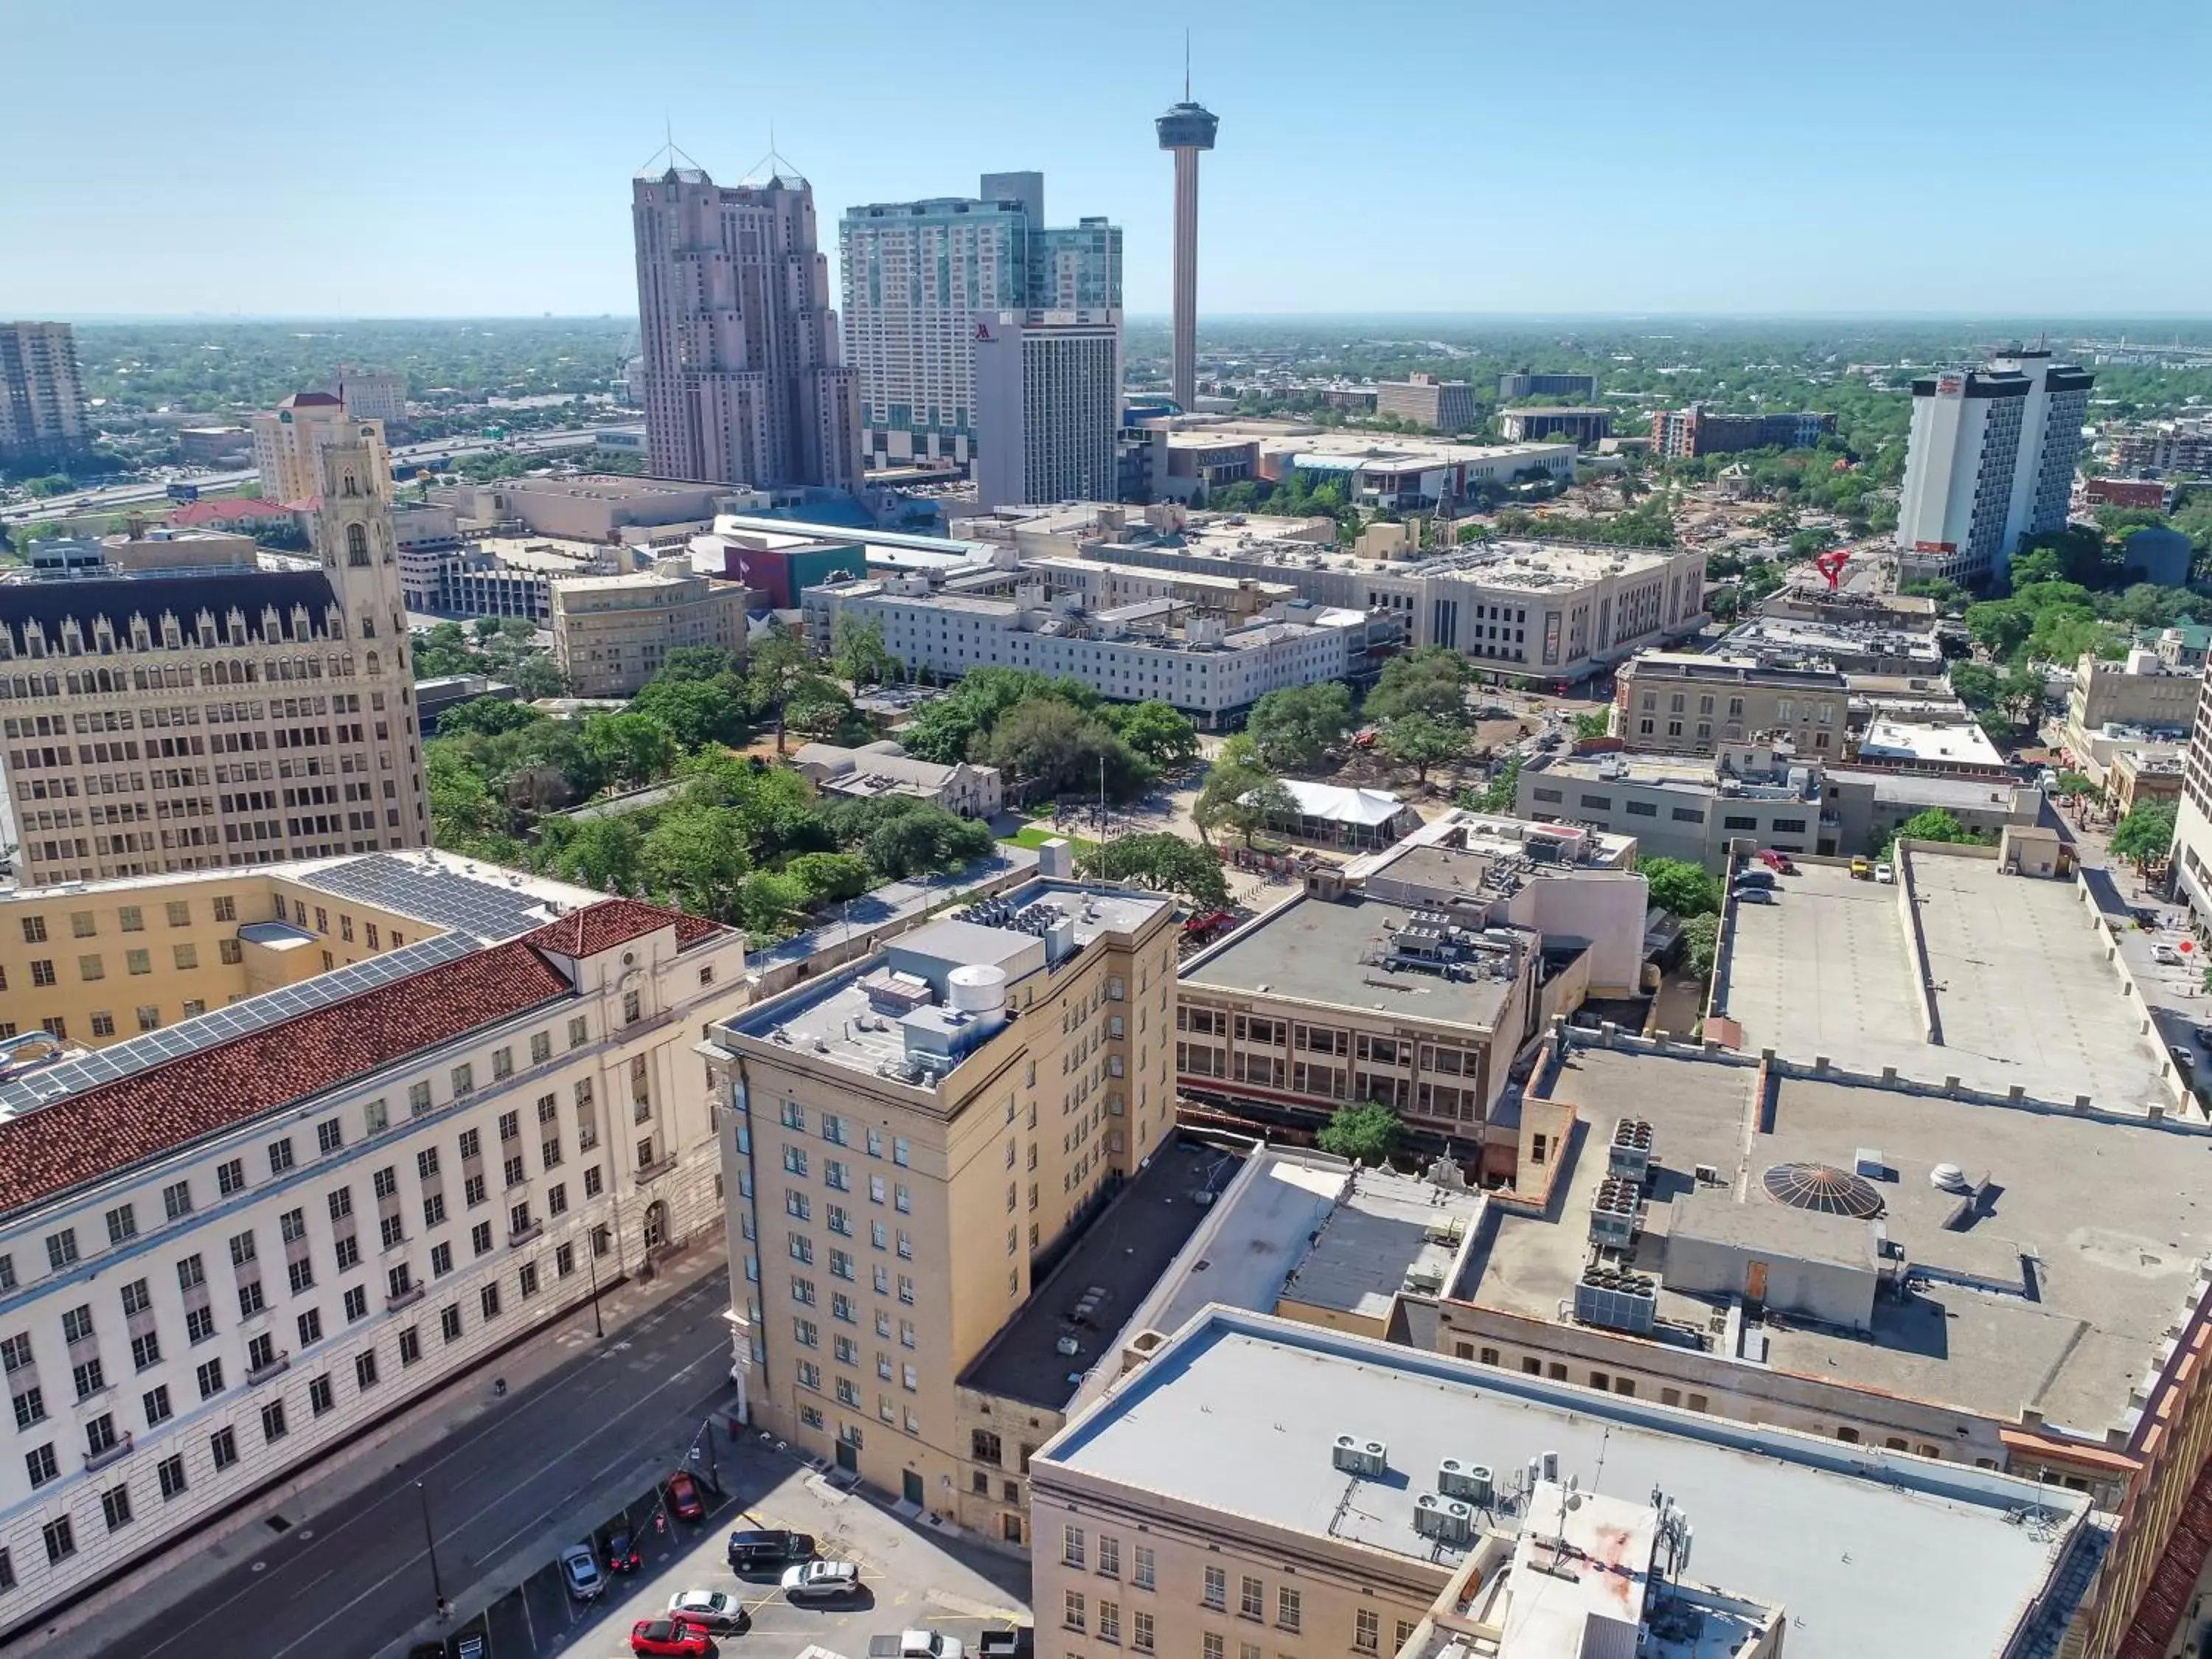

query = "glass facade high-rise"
[{"left": 840, "top": 174, "right": 1121, "bottom": 470}]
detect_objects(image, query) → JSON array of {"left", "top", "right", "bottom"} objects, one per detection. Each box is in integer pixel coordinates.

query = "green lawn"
[{"left": 1003, "top": 824, "right": 1099, "bottom": 854}]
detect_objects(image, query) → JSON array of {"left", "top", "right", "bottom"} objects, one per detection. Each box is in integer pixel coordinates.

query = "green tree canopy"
[
  {"left": 745, "top": 621, "right": 820, "bottom": 754},
  {"left": 1882, "top": 807, "right": 1978, "bottom": 857},
  {"left": 1096, "top": 700, "right": 1200, "bottom": 771},
  {"left": 1679, "top": 913, "right": 1722, "bottom": 981},
  {"left": 979, "top": 698, "right": 1155, "bottom": 801},
  {"left": 1642, "top": 856, "right": 1722, "bottom": 918},
  {"left": 1245, "top": 682, "right": 1353, "bottom": 772},
  {"left": 435, "top": 697, "right": 543, "bottom": 738},
  {"left": 1317, "top": 1102, "right": 1403, "bottom": 1166},
  {"left": 1079, "top": 832, "right": 1230, "bottom": 909},
  {"left": 2112, "top": 799, "right": 2179, "bottom": 869},
  {"left": 579, "top": 711, "right": 679, "bottom": 790},
  {"left": 830, "top": 614, "right": 902, "bottom": 689},
  {"left": 1192, "top": 755, "right": 1287, "bottom": 847},
  {"left": 1364, "top": 647, "right": 1473, "bottom": 726},
  {"left": 785, "top": 851, "right": 875, "bottom": 905},
  {"left": 1377, "top": 714, "right": 1466, "bottom": 782}
]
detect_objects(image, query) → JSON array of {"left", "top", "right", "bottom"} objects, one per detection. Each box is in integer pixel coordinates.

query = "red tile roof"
[
  {"left": 167, "top": 498, "right": 299, "bottom": 527},
  {"left": 0, "top": 940, "right": 574, "bottom": 1218},
  {"left": 522, "top": 898, "right": 722, "bottom": 959}
]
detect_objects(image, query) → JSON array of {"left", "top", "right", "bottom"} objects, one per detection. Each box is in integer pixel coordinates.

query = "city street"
[{"left": 90, "top": 1269, "right": 739, "bottom": 1659}]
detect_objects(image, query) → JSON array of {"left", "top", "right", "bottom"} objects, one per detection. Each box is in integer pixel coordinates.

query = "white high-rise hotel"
[
  {"left": 1893, "top": 346, "right": 2093, "bottom": 586},
  {"left": 839, "top": 173, "right": 1121, "bottom": 471}
]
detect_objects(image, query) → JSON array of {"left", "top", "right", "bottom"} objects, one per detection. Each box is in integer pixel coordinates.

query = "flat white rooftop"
[
  {"left": 1717, "top": 851, "right": 2165, "bottom": 1110},
  {"left": 1042, "top": 1310, "right": 2097, "bottom": 1659}
]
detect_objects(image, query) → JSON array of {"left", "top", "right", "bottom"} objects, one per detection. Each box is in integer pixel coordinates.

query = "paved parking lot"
[{"left": 428, "top": 1438, "right": 1029, "bottom": 1659}]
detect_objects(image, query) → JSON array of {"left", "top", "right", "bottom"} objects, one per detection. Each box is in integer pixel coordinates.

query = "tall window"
[{"left": 345, "top": 524, "right": 369, "bottom": 566}]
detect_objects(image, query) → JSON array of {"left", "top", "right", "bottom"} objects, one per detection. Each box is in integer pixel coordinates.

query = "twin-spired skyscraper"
[{"left": 630, "top": 159, "right": 863, "bottom": 493}]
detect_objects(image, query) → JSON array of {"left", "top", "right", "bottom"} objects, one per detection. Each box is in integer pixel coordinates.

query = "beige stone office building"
[
  {"left": 551, "top": 562, "right": 749, "bottom": 697},
  {"left": 0, "top": 406, "right": 431, "bottom": 888},
  {"left": 0, "top": 853, "right": 745, "bottom": 1638},
  {"left": 1614, "top": 652, "right": 1851, "bottom": 757},
  {"left": 702, "top": 874, "right": 1178, "bottom": 1516}
]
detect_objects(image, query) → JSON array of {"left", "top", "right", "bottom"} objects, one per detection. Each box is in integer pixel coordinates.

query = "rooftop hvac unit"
[
  {"left": 1437, "top": 1459, "right": 1495, "bottom": 1506},
  {"left": 1588, "top": 1176, "right": 1641, "bottom": 1246},
  {"left": 1574, "top": 1270, "right": 1658, "bottom": 1335},
  {"left": 1332, "top": 1435, "right": 1389, "bottom": 1478},
  {"left": 1607, "top": 1118, "right": 1655, "bottom": 1181},
  {"left": 1413, "top": 1494, "right": 1475, "bottom": 1546}
]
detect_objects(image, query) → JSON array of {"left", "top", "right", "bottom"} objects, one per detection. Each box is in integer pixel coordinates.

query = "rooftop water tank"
[{"left": 947, "top": 963, "right": 1009, "bottom": 1016}]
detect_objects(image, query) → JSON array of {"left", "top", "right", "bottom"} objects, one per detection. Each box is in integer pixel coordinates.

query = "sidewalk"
[{"left": 40, "top": 1245, "right": 731, "bottom": 1659}]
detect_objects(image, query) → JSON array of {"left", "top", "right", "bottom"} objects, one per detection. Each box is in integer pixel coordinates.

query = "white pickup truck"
[{"left": 868, "top": 1632, "right": 967, "bottom": 1659}]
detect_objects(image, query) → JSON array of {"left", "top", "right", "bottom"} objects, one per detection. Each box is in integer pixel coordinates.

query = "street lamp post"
[
  {"left": 585, "top": 1222, "right": 604, "bottom": 1339},
  {"left": 416, "top": 1480, "right": 448, "bottom": 1621}
]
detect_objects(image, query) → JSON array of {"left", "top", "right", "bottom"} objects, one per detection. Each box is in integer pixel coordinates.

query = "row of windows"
[{"left": 4, "top": 1017, "right": 601, "bottom": 1293}]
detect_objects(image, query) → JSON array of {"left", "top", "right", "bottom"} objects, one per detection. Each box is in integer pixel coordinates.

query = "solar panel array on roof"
[
  {"left": 0, "top": 932, "right": 478, "bottom": 1118},
  {"left": 297, "top": 854, "right": 559, "bottom": 942}
]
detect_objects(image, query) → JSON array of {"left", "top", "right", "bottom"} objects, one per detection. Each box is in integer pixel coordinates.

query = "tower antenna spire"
[{"left": 1184, "top": 29, "right": 1191, "bottom": 100}]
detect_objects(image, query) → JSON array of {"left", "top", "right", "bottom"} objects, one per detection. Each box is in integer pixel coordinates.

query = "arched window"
[
  {"left": 366, "top": 650, "right": 380, "bottom": 677},
  {"left": 342, "top": 473, "right": 359, "bottom": 498},
  {"left": 346, "top": 524, "right": 369, "bottom": 566}
]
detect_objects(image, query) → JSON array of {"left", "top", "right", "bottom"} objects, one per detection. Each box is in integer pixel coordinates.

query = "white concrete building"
[
  {"left": 328, "top": 372, "right": 406, "bottom": 427},
  {"left": 986, "top": 505, "right": 1706, "bottom": 684},
  {"left": 1895, "top": 349, "right": 2093, "bottom": 585},
  {"left": 0, "top": 856, "right": 745, "bottom": 1634},
  {"left": 973, "top": 310, "right": 1122, "bottom": 514},
  {"left": 804, "top": 577, "right": 1366, "bottom": 724}
]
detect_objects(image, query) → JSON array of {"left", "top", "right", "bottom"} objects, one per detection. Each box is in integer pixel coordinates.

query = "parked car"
[
  {"left": 668, "top": 1590, "right": 750, "bottom": 1632},
  {"left": 977, "top": 1630, "right": 1034, "bottom": 1659},
  {"left": 2172, "top": 1044, "right": 2197, "bottom": 1071},
  {"left": 1733, "top": 887, "right": 1775, "bottom": 905},
  {"left": 1874, "top": 863, "right": 1894, "bottom": 884},
  {"left": 784, "top": 1559, "right": 865, "bottom": 1602},
  {"left": 631, "top": 1619, "right": 712, "bottom": 1658},
  {"left": 2154, "top": 944, "right": 2186, "bottom": 967},
  {"left": 1850, "top": 857, "right": 1872, "bottom": 880},
  {"left": 560, "top": 1543, "right": 605, "bottom": 1601},
  {"left": 1734, "top": 868, "right": 1775, "bottom": 890},
  {"left": 728, "top": 1528, "right": 816, "bottom": 1572},
  {"left": 667, "top": 1471, "right": 706, "bottom": 1523},
  {"left": 608, "top": 1527, "right": 643, "bottom": 1573}
]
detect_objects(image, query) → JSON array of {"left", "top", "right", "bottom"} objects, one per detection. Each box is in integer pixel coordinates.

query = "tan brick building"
[
  {"left": 703, "top": 877, "right": 1178, "bottom": 1516},
  {"left": 551, "top": 561, "right": 749, "bottom": 697}
]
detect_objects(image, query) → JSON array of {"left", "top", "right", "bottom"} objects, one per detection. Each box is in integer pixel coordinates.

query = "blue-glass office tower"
[{"left": 840, "top": 173, "right": 1121, "bottom": 470}]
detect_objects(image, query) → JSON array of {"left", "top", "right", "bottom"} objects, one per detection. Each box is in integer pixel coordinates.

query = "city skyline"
[{"left": 6, "top": 1, "right": 2211, "bottom": 319}]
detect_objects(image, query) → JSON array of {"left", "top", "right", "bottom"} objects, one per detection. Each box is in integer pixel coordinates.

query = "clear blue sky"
[{"left": 7, "top": 0, "right": 2209, "bottom": 319}]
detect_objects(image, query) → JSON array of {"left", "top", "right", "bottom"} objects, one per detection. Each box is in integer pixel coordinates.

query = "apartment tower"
[
  {"left": 631, "top": 159, "right": 863, "bottom": 493},
  {"left": 840, "top": 173, "right": 1121, "bottom": 470},
  {"left": 1893, "top": 346, "right": 2093, "bottom": 585},
  {"left": 0, "top": 322, "right": 90, "bottom": 464},
  {"left": 1155, "top": 92, "right": 1219, "bottom": 413}
]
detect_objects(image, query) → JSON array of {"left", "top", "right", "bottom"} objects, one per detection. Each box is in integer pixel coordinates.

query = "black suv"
[{"left": 728, "top": 1528, "right": 816, "bottom": 1572}]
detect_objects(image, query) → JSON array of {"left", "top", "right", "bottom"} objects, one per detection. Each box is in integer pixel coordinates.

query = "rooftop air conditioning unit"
[
  {"left": 1437, "top": 1460, "right": 1495, "bottom": 1506},
  {"left": 1413, "top": 1494, "right": 1475, "bottom": 1545},
  {"left": 1332, "top": 1435, "right": 1389, "bottom": 1478}
]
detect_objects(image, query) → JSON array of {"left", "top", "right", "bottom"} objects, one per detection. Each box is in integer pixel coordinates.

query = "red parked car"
[
  {"left": 667, "top": 1470, "right": 705, "bottom": 1523},
  {"left": 631, "top": 1619, "right": 711, "bottom": 1658}
]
